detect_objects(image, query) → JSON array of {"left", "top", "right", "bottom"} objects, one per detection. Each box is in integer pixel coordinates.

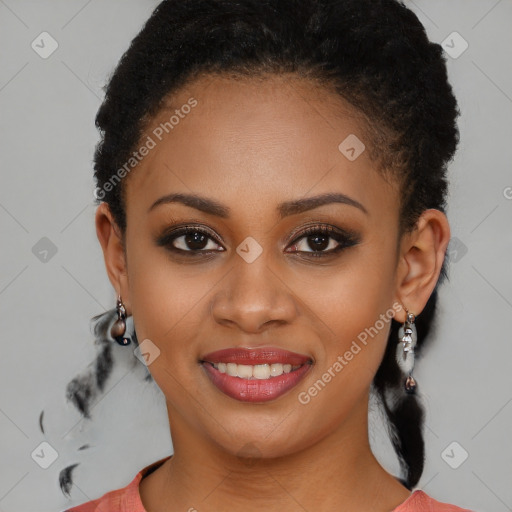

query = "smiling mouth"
[{"left": 199, "top": 347, "right": 313, "bottom": 402}]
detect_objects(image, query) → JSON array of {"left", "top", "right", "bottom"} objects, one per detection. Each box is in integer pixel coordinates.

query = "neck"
[{"left": 139, "top": 394, "right": 411, "bottom": 512}]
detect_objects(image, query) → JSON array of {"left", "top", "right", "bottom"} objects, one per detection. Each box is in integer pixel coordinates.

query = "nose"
[{"left": 210, "top": 255, "right": 298, "bottom": 334}]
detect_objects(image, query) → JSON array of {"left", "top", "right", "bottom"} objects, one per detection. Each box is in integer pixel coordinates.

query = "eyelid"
[
  {"left": 159, "top": 223, "right": 223, "bottom": 243},
  {"left": 287, "top": 222, "right": 360, "bottom": 243}
]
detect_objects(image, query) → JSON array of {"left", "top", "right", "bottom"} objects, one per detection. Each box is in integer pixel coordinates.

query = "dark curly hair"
[{"left": 59, "top": 0, "right": 459, "bottom": 497}]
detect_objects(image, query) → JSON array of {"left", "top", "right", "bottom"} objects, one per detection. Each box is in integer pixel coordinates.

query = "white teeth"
[
  {"left": 226, "top": 363, "right": 238, "bottom": 377},
  {"left": 237, "top": 364, "right": 253, "bottom": 379},
  {"left": 270, "top": 363, "right": 283, "bottom": 377},
  {"left": 253, "top": 364, "right": 271, "bottom": 379},
  {"left": 210, "top": 362, "right": 302, "bottom": 380}
]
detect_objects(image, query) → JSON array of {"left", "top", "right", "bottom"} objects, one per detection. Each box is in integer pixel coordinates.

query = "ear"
[
  {"left": 393, "top": 209, "right": 451, "bottom": 322},
  {"left": 95, "top": 203, "right": 131, "bottom": 313}
]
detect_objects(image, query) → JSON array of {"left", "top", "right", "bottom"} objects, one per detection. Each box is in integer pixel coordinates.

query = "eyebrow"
[{"left": 148, "top": 192, "right": 368, "bottom": 217}]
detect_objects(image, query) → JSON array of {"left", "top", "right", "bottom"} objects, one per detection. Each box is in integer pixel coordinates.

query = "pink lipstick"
[{"left": 200, "top": 347, "right": 312, "bottom": 403}]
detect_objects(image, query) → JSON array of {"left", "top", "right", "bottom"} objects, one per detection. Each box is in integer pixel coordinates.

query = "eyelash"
[
  {"left": 156, "top": 223, "right": 360, "bottom": 259},
  {"left": 286, "top": 224, "right": 360, "bottom": 257}
]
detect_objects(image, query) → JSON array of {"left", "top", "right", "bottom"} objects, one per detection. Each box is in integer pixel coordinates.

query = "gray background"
[{"left": 0, "top": 1, "right": 511, "bottom": 511}]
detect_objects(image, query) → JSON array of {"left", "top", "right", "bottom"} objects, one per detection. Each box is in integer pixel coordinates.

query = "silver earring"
[
  {"left": 110, "top": 294, "right": 131, "bottom": 346},
  {"left": 396, "top": 310, "right": 417, "bottom": 394}
]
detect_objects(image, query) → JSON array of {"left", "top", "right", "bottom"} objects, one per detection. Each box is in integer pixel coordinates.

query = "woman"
[{"left": 61, "top": 0, "right": 475, "bottom": 510}]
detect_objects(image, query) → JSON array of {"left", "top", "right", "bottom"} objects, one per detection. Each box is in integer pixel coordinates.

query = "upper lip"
[{"left": 201, "top": 347, "right": 312, "bottom": 366}]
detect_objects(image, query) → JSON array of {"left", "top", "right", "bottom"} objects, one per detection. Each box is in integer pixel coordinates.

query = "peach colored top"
[{"left": 63, "top": 456, "right": 475, "bottom": 512}]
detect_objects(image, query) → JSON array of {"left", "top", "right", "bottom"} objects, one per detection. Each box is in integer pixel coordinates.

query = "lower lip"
[{"left": 201, "top": 362, "right": 312, "bottom": 403}]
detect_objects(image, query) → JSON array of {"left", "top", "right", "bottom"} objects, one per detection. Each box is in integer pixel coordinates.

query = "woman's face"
[{"left": 107, "top": 74, "right": 408, "bottom": 459}]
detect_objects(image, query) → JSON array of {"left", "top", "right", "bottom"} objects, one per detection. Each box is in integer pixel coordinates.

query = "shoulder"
[
  {"left": 61, "top": 456, "right": 171, "bottom": 512},
  {"left": 61, "top": 470, "right": 143, "bottom": 512},
  {"left": 393, "top": 489, "right": 476, "bottom": 512}
]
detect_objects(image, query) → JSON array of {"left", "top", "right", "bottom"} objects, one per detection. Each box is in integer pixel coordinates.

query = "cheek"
[
  {"left": 303, "top": 275, "right": 393, "bottom": 392},
  {"left": 127, "top": 262, "right": 210, "bottom": 411},
  {"left": 292, "top": 239, "right": 397, "bottom": 402},
  {"left": 291, "top": 236, "right": 397, "bottom": 342},
  {"left": 292, "top": 287, "right": 394, "bottom": 440},
  {"left": 125, "top": 239, "right": 213, "bottom": 364}
]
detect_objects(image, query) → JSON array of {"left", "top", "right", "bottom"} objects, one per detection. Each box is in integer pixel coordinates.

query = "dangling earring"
[
  {"left": 110, "top": 294, "right": 131, "bottom": 346},
  {"left": 396, "top": 309, "right": 417, "bottom": 394}
]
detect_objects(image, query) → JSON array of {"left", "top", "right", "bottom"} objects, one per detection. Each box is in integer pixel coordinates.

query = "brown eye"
[
  {"left": 178, "top": 231, "right": 210, "bottom": 251},
  {"left": 296, "top": 233, "right": 336, "bottom": 252},
  {"left": 156, "top": 226, "right": 225, "bottom": 254},
  {"left": 286, "top": 225, "right": 360, "bottom": 257}
]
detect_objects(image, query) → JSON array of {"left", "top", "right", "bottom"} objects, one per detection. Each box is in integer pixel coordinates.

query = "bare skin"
[{"left": 95, "top": 73, "right": 450, "bottom": 511}]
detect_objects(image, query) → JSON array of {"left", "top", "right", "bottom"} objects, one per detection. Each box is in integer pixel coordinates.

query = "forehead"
[{"left": 124, "top": 73, "right": 398, "bottom": 221}]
